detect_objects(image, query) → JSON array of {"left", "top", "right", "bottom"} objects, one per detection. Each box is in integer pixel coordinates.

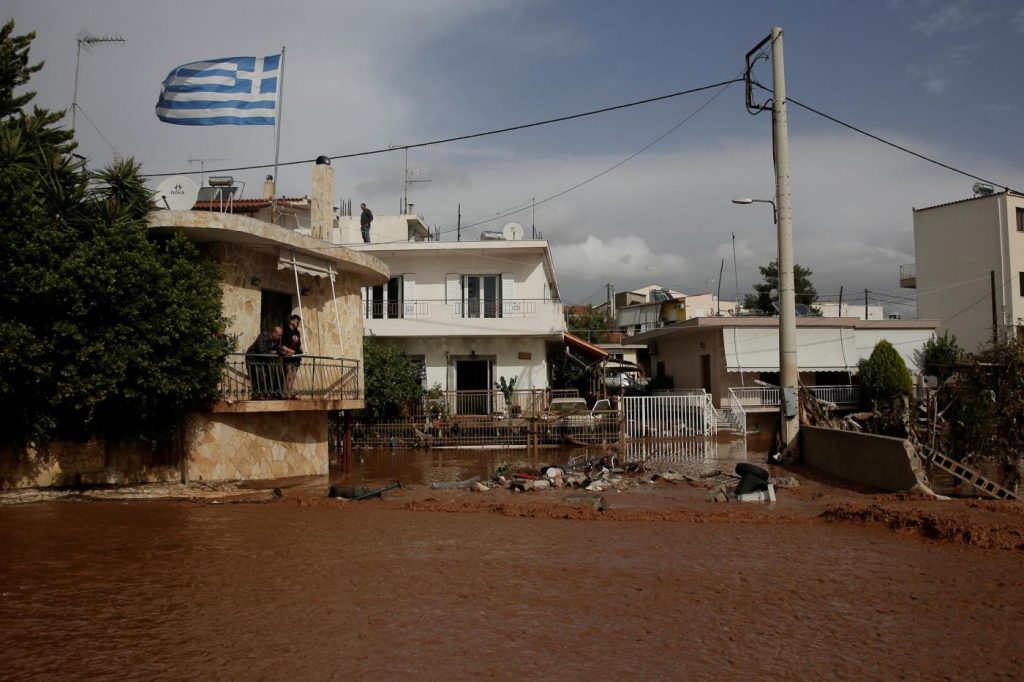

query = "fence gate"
[{"left": 622, "top": 394, "right": 715, "bottom": 439}]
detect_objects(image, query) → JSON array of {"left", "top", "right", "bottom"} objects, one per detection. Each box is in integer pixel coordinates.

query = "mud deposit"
[{"left": 2, "top": 489, "right": 1023, "bottom": 679}]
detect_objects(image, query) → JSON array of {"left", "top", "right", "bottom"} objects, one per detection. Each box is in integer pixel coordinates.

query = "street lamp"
[{"left": 731, "top": 197, "right": 777, "bottom": 224}]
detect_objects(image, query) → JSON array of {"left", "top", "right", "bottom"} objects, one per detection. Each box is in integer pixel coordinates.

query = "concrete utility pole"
[{"left": 770, "top": 26, "right": 801, "bottom": 456}]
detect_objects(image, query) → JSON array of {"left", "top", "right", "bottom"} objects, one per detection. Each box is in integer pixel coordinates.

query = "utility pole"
[
  {"left": 457, "top": 203, "right": 461, "bottom": 242},
  {"left": 717, "top": 258, "right": 725, "bottom": 316},
  {"left": 608, "top": 283, "right": 616, "bottom": 322},
  {"left": 769, "top": 26, "right": 800, "bottom": 457},
  {"left": 838, "top": 285, "right": 844, "bottom": 317},
  {"left": 864, "top": 288, "right": 869, "bottom": 320}
]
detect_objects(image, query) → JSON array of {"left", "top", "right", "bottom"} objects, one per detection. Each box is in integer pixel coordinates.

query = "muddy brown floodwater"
[{"left": 2, "top": 440, "right": 1023, "bottom": 680}]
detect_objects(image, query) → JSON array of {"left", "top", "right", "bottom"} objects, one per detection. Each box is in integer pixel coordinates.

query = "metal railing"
[
  {"left": 727, "top": 385, "right": 860, "bottom": 408},
  {"left": 452, "top": 299, "right": 540, "bottom": 318},
  {"left": 727, "top": 388, "right": 748, "bottom": 434},
  {"left": 899, "top": 263, "right": 916, "bottom": 281},
  {"left": 363, "top": 300, "right": 430, "bottom": 319},
  {"left": 623, "top": 394, "right": 715, "bottom": 439},
  {"left": 412, "top": 388, "right": 580, "bottom": 417},
  {"left": 220, "top": 353, "right": 361, "bottom": 401}
]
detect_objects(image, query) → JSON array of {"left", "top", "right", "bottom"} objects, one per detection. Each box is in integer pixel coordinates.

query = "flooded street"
[{"left": 3, "top": 441, "right": 1023, "bottom": 679}]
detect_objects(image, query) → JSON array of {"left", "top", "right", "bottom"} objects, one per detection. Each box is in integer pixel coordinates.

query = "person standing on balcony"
[
  {"left": 360, "top": 203, "right": 373, "bottom": 243},
  {"left": 282, "top": 315, "right": 303, "bottom": 398},
  {"left": 245, "top": 325, "right": 287, "bottom": 399}
]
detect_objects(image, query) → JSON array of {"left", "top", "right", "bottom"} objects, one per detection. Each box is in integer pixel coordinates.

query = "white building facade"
[
  {"left": 346, "top": 237, "right": 565, "bottom": 400},
  {"left": 905, "top": 190, "right": 1024, "bottom": 352}
]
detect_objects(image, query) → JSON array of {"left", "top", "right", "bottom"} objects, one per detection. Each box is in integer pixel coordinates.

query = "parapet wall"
[{"left": 801, "top": 426, "right": 928, "bottom": 492}]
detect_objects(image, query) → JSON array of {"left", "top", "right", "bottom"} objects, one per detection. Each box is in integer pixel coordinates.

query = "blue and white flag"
[{"left": 156, "top": 54, "right": 281, "bottom": 126}]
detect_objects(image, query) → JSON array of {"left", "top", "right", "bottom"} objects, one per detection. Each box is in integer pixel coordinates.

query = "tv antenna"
[
  {"left": 72, "top": 29, "right": 125, "bottom": 132},
  {"left": 189, "top": 157, "right": 229, "bottom": 187},
  {"left": 389, "top": 144, "right": 431, "bottom": 213}
]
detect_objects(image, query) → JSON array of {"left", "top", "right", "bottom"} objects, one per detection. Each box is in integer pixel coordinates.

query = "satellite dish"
[
  {"left": 502, "top": 222, "right": 525, "bottom": 241},
  {"left": 155, "top": 175, "right": 199, "bottom": 211}
]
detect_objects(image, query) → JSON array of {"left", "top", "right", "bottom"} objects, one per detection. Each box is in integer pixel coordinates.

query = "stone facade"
[
  {"left": 187, "top": 411, "right": 328, "bottom": 481},
  {"left": 209, "top": 242, "right": 364, "bottom": 360},
  {"left": 0, "top": 440, "right": 179, "bottom": 489}
]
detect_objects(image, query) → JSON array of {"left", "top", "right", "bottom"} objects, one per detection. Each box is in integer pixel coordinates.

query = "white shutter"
[
  {"left": 403, "top": 274, "right": 416, "bottom": 317},
  {"left": 501, "top": 272, "right": 516, "bottom": 317},
  {"left": 542, "top": 281, "right": 551, "bottom": 302},
  {"left": 360, "top": 286, "right": 368, "bottom": 318},
  {"left": 446, "top": 274, "right": 461, "bottom": 317}
]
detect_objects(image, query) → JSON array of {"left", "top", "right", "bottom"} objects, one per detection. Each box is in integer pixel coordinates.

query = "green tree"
[
  {"left": 857, "top": 340, "right": 913, "bottom": 406},
  {"left": 743, "top": 259, "right": 818, "bottom": 314},
  {"left": 0, "top": 22, "right": 231, "bottom": 448},
  {"left": 566, "top": 304, "right": 612, "bottom": 343},
  {"left": 913, "top": 331, "right": 961, "bottom": 383},
  {"left": 361, "top": 336, "right": 423, "bottom": 419}
]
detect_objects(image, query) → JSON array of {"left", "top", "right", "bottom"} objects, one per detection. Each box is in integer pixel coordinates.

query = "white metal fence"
[
  {"left": 727, "top": 385, "right": 860, "bottom": 408},
  {"left": 623, "top": 393, "right": 716, "bottom": 439}
]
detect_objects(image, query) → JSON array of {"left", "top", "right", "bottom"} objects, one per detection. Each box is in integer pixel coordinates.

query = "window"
[
  {"left": 464, "top": 274, "right": 500, "bottom": 318},
  {"left": 1017, "top": 207, "right": 1024, "bottom": 232},
  {"left": 362, "top": 276, "right": 405, "bottom": 319},
  {"left": 1019, "top": 272, "right": 1024, "bottom": 297}
]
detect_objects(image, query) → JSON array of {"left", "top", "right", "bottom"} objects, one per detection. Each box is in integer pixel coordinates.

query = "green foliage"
[
  {"left": 423, "top": 383, "right": 449, "bottom": 420},
  {"left": 913, "top": 331, "right": 961, "bottom": 382},
  {"left": 938, "top": 338, "right": 1024, "bottom": 463},
  {"left": 548, "top": 348, "right": 590, "bottom": 393},
  {"left": 857, "top": 340, "right": 913, "bottom": 405},
  {"left": 743, "top": 259, "right": 818, "bottom": 315},
  {"left": 361, "top": 336, "right": 423, "bottom": 419},
  {"left": 566, "top": 305, "right": 612, "bottom": 343},
  {"left": 0, "top": 24, "right": 231, "bottom": 448},
  {"left": 495, "top": 375, "right": 517, "bottom": 401}
]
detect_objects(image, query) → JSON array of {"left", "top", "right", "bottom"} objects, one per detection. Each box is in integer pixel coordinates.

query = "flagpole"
[{"left": 271, "top": 46, "right": 286, "bottom": 224}]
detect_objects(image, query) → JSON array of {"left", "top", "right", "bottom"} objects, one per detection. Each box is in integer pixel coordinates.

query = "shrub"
[{"left": 858, "top": 340, "right": 913, "bottom": 406}]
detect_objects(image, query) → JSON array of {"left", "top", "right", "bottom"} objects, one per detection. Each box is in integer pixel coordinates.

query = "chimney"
[
  {"left": 311, "top": 156, "right": 334, "bottom": 240},
  {"left": 263, "top": 174, "right": 275, "bottom": 200}
]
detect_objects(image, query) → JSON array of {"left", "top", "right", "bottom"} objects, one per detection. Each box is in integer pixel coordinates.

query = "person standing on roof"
[{"left": 360, "top": 203, "right": 373, "bottom": 243}]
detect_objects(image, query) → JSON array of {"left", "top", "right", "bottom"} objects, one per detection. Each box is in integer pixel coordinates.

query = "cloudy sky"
[{"left": 9, "top": 0, "right": 1024, "bottom": 313}]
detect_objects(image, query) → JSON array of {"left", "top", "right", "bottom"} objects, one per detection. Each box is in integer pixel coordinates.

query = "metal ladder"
[{"left": 922, "top": 448, "right": 1018, "bottom": 500}]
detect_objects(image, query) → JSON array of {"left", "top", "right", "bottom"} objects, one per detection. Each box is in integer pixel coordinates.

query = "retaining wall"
[{"left": 800, "top": 426, "right": 928, "bottom": 492}]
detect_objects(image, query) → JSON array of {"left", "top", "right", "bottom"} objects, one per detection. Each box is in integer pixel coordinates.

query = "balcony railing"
[
  {"left": 220, "top": 353, "right": 361, "bottom": 402},
  {"left": 727, "top": 385, "right": 860, "bottom": 409},
  {"left": 362, "top": 298, "right": 559, "bottom": 320},
  {"left": 413, "top": 388, "right": 580, "bottom": 417},
  {"left": 899, "top": 263, "right": 916, "bottom": 288}
]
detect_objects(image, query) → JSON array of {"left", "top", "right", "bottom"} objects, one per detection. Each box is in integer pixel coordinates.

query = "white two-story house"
[{"left": 338, "top": 215, "right": 565, "bottom": 413}]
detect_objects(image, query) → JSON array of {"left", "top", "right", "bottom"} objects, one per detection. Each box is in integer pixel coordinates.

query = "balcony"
[
  {"left": 899, "top": 263, "right": 916, "bottom": 288},
  {"left": 362, "top": 298, "right": 565, "bottom": 337},
  {"left": 215, "top": 353, "right": 362, "bottom": 412}
]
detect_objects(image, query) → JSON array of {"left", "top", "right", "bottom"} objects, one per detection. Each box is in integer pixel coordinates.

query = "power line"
[
  {"left": 146, "top": 78, "right": 744, "bottom": 179},
  {"left": 73, "top": 104, "right": 120, "bottom": 157},
  {"left": 751, "top": 82, "right": 1014, "bottom": 190}
]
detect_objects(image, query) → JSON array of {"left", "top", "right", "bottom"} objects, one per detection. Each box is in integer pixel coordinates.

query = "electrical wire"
[
  {"left": 73, "top": 104, "right": 120, "bottom": 157},
  {"left": 940, "top": 272, "right": 1017, "bottom": 326},
  {"left": 145, "top": 78, "right": 744, "bottom": 179},
  {"left": 750, "top": 81, "right": 1014, "bottom": 191}
]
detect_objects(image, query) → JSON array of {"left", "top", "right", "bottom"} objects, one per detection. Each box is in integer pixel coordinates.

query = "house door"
[
  {"left": 700, "top": 354, "right": 712, "bottom": 394},
  {"left": 260, "top": 290, "right": 293, "bottom": 333},
  {"left": 456, "top": 359, "right": 491, "bottom": 414}
]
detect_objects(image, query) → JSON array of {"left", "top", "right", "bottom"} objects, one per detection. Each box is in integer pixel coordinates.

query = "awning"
[
  {"left": 277, "top": 249, "right": 335, "bottom": 279},
  {"left": 564, "top": 332, "right": 609, "bottom": 364},
  {"left": 724, "top": 326, "right": 858, "bottom": 373}
]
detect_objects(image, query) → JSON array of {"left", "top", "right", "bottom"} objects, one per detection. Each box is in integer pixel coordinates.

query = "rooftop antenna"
[
  {"left": 72, "top": 29, "right": 125, "bottom": 133},
  {"left": 188, "top": 157, "right": 229, "bottom": 187}
]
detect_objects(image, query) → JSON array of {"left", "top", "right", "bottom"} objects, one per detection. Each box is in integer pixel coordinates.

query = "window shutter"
[
  {"left": 446, "top": 274, "right": 461, "bottom": 317},
  {"left": 502, "top": 272, "right": 516, "bottom": 316},
  {"left": 403, "top": 274, "right": 416, "bottom": 317}
]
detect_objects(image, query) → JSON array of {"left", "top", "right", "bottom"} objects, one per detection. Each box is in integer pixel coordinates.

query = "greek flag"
[{"left": 156, "top": 54, "right": 281, "bottom": 126}]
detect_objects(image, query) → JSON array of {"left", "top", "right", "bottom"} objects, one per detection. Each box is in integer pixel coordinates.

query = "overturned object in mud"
[
  {"left": 430, "top": 476, "right": 481, "bottom": 490},
  {"left": 737, "top": 484, "right": 776, "bottom": 503},
  {"left": 470, "top": 481, "right": 490, "bottom": 492},
  {"left": 329, "top": 480, "right": 402, "bottom": 501},
  {"left": 735, "top": 463, "right": 770, "bottom": 496}
]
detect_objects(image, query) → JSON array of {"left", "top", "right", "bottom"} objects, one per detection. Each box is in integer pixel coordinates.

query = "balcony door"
[{"left": 463, "top": 275, "right": 500, "bottom": 318}]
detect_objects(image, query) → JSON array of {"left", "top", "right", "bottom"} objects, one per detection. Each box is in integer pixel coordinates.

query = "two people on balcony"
[
  {"left": 360, "top": 203, "right": 373, "bottom": 243},
  {"left": 245, "top": 319, "right": 301, "bottom": 399}
]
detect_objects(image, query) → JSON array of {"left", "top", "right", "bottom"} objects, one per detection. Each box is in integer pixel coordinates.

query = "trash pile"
[{"left": 476, "top": 453, "right": 650, "bottom": 494}]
